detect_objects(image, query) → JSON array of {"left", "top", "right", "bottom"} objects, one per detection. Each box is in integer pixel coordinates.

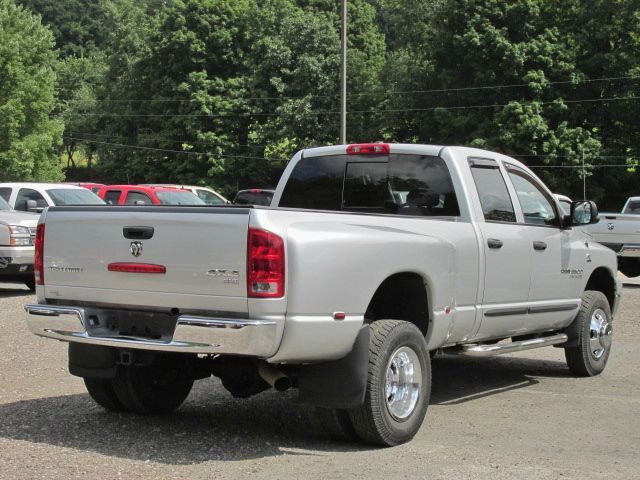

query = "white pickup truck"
[
  {"left": 585, "top": 196, "right": 640, "bottom": 277},
  {"left": 25, "top": 144, "right": 620, "bottom": 446}
]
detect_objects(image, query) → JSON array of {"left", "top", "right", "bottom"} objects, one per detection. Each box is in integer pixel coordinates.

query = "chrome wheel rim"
[
  {"left": 589, "top": 308, "right": 613, "bottom": 361},
  {"left": 385, "top": 346, "right": 422, "bottom": 421}
]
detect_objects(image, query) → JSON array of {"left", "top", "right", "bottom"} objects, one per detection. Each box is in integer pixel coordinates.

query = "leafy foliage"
[
  {"left": 6, "top": 0, "right": 640, "bottom": 205},
  {"left": 0, "top": 0, "right": 63, "bottom": 181}
]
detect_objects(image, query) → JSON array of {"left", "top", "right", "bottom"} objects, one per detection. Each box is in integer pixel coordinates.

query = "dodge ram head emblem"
[
  {"left": 130, "top": 241, "right": 143, "bottom": 257},
  {"left": 607, "top": 223, "right": 614, "bottom": 231}
]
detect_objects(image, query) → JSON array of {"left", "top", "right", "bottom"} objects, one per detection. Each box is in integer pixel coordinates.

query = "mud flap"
[
  {"left": 68, "top": 343, "right": 117, "bottom": 379},
  {"left": 297, "top": 325, "right": 369, "bottom": 409}
]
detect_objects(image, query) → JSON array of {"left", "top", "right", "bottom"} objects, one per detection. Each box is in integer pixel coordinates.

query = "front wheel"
[
  {"left": 564, "top": 291, "right": 613, "bottom": 377},
  {"left": 348, "top": 320, "right": 431, "bottom": 446}
]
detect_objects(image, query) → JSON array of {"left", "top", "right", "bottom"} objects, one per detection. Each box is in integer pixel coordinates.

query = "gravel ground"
[{"left": 1, "top": 279, "right": 639, "bottom": 480}]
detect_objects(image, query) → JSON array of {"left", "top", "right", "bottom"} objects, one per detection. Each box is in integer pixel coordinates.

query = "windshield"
[
  {"left": 155, "top": 191, "right": 206, "bottom": 205},
  {"left": 48, "top": 189, "right": 105, "bottom": 205},
  {"left": 0, "top": 196, "right": 11, "bottom": 211}
]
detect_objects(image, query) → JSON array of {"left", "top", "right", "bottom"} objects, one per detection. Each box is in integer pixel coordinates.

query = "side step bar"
[{"left": 456, "top": 333, "right": 568, "bottom": 357}]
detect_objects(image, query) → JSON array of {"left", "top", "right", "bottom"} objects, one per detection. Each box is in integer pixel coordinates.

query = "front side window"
[
  {"left": 506, "top": 166, "right": 559, "bottom": 226},
  {"left": 0, "top": 187, "right": 11, "bottom": 202},
  {"left": 279, "top": 153, "right": 460, "bottom": 217},
  {"left": 103, "top": 190, "right": 121, "bottom": 204},
  {"left": 469, "top": 159, "right": 516, "bottom": 222},
  {"left": 15, "top": 188, "right": 47, "bottom": 211}
]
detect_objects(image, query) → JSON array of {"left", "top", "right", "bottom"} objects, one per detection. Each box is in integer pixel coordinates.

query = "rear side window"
[
  {"left": 469, "top": 158, "right": 516, "bottom": 222},
  {"left": 279, "top": 154, "right": 460, "bottom": 216},
  {"left": 0, "top": 187, "right": 11, "bottom": 202}
]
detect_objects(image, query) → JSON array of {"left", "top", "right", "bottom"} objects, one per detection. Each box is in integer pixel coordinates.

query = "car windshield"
[
  {"left": 0, "top": 196, "right": 11, "bottom": 211},
  {"left": 47, "top": 188, "right": 105, "bottom": 205},
  {"left": 155, "top": 191, "right": 206, "bottom": 205}
]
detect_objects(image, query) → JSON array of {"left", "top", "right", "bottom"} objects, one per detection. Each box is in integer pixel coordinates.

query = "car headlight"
[{"left": 8, "top": 225, "right": 32, "bottom": 246}]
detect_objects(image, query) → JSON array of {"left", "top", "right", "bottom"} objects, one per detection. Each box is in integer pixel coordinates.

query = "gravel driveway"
[{"left": 1, "top": 280, "right": 639, "bottom": 479}]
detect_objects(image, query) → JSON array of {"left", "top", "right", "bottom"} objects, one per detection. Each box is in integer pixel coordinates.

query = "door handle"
[
  {"left": 487, "top": 238, "right": 503, "bottom": 249},
  {"left": 533, "top": 241, "right": 547, "bottom": 251}
]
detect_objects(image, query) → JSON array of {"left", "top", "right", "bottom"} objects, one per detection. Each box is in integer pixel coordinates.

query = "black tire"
[
  {"left": 84, "top": 378, "right": 128, "bottom": 412},
  {"left": 24, "top": 277, "right": 35, "bottom": 291},
  {"left": 315, "top": 407, "right": 359, "bottom": 442},
  {"left": 112, "top": 363, "right": 194, "bottom": 415},
  {"left": 348, "top": 320, "right": 431, "bottom": 446},
  {"left": 565, "top": 291, "right": 613, "bottom": 377}
]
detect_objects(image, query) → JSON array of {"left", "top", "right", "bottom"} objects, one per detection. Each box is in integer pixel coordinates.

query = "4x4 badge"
[{"left": 130, "top": 241, "right": 143, "bottom": 257}]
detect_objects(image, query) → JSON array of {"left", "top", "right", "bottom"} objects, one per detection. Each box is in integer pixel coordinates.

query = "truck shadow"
[
  {"left": 0, "top": 355, "right": 568, "bottom": 463},
  {"left": 431, "top": 354, "right": 569, "bottom": 405},
  {"left": 0, "top": 285, "right": 33, "bottom": 298}
]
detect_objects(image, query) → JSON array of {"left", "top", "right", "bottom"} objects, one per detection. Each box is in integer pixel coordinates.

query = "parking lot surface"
[{"left": 1, "top": 280, "right": 639, "bottom": 480}]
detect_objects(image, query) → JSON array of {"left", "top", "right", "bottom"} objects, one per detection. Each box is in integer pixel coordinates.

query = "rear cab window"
[{"left": 279, "top": 153, "right": 460, "bottom": 217}]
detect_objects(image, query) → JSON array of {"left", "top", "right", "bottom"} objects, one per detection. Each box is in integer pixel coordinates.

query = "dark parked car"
[{"left": 233, "top": 189, "right": 275, "bottom": 206}]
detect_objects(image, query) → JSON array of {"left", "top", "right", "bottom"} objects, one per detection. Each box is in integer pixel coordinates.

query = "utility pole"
[
  {"left": 582, "top": 150, "right": 586, "bottom": 200},
  {"left": 340, "top": 0, "right": 347, "bottom": 145}
]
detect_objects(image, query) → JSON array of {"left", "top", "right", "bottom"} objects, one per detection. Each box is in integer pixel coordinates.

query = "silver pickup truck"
[
  {"left": 586, "top": 196, "right": 640, "bottom": 277},
  {"left": 25, "top": 144, "right": 620, "bottom": 446}
]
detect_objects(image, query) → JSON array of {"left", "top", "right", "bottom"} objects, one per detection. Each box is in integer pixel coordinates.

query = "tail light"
[
  {"left": 347, "top": 143, "right": 390, "bottom": 155},
  {"left": 34, "top": 223, "right": 45, "bottom": 285},
  {"left": 247, "top": 228, "right": 285, "bottom": 298}
]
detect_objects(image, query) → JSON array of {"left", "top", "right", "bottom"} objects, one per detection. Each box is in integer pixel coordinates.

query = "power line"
[
  {"left": 63, "top": 136, "right": 277, "bottom": 161},
  {"left": 63, "top": 95, "right": 640, "bottom": 118},
  {"left": 59, "top": 74, "right": 640, "bottom": 102},
  {"left": 66, "top": 131, "right": 270, "bottom": 150}
]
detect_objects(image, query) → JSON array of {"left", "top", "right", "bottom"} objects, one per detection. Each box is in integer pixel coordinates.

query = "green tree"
[{"left": 0, "top": 0, "right": 63, "bottom": 181}]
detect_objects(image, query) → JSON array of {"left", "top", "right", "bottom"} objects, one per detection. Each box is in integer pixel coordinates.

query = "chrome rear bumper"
[{"left": 25, "top": 304, "right": 278, "bottom": 357}]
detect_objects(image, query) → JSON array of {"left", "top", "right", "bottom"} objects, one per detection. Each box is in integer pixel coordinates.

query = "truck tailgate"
[
  {"left": 587, "top": 213, "right": 640, "bottom": 245},
  {"left": 42, "top": 206, "right": 250, "bottom": 312}
]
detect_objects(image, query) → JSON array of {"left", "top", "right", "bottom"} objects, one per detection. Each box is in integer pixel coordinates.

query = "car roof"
[
  {"left": 0, "top": 182, "right": 88, "bottom": 190},
  {"left": 100, "top": 185, "right": 189, "bottom": 192}
]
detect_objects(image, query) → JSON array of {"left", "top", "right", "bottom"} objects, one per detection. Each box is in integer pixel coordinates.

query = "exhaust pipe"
[{"left": 258, "top": 362, "right": 292, "bottom": 391}]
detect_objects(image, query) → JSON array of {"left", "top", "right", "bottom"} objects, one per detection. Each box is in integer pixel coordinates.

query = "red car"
[{"left": 96, "top": 185, "right": 205, "bottom": 205}]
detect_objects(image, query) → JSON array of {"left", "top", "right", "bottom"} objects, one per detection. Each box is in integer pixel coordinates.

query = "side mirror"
[
  {"left": 567, "top": 200, "right": 599, "bottom": 226},
  {"left": 26, "top": 199, "right": 44, "bottom": 213}
]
